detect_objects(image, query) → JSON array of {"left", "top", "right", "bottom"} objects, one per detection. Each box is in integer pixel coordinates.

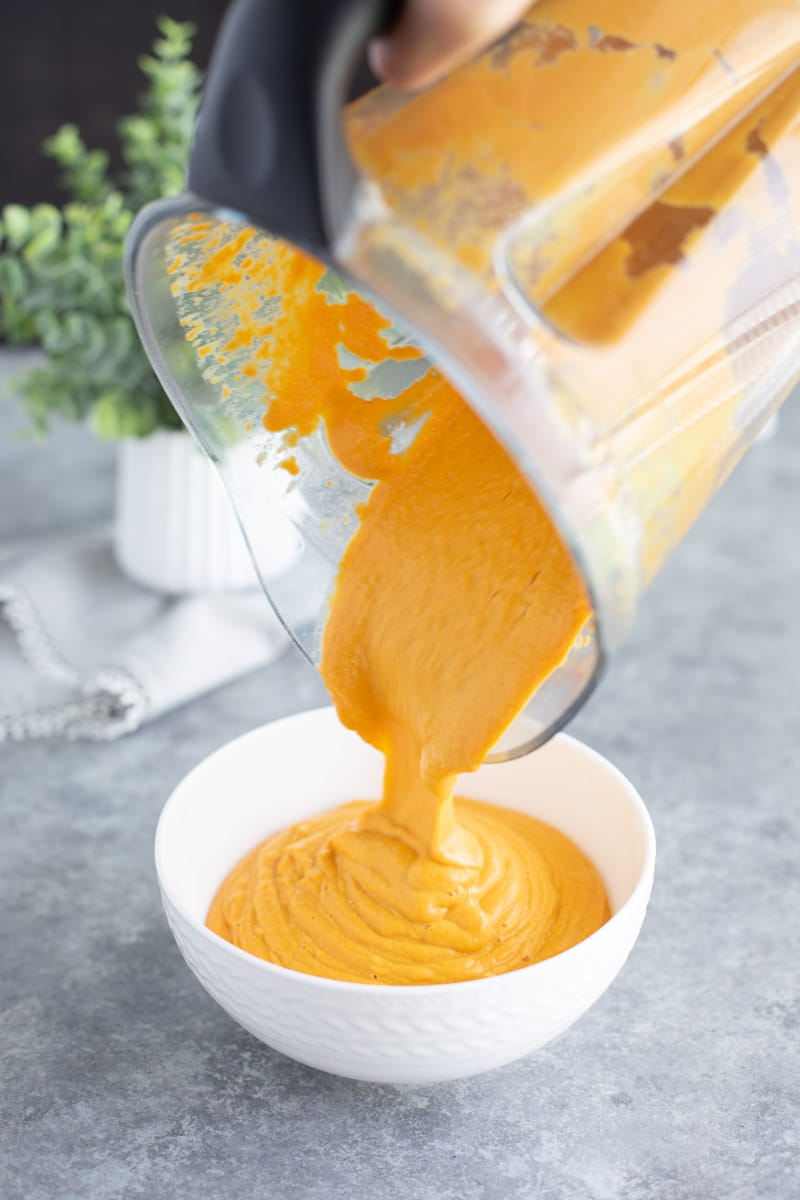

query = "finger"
[{"left": 369, "top": 0, "right": 535, "bottom": 91}]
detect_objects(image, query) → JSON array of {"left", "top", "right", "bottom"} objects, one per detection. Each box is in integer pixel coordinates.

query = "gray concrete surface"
[{"left": 1, "top": 347, "right": 798, "bottom": 1199}]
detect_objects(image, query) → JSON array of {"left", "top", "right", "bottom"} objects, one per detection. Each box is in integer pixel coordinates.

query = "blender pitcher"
[{"left": 125, "top": 0, "right": 800, "bottom": 759}]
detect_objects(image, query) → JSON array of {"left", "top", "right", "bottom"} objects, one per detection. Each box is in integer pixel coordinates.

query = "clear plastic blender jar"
[{"left": 126, "top": 0, "right": 800, "bottom": 758}]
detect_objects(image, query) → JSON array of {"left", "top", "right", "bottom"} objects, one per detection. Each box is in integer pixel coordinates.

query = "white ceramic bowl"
[{"left": 156, "top": 707, "right": 656, "bottom": 1084}]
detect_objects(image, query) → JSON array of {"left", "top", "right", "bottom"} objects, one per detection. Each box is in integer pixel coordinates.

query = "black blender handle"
[{"left": 188, "top": 0, "right": 401, "bottom": 260}]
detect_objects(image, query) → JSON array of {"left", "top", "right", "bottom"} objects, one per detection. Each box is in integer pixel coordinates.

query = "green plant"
[{"left": 0, "top": 17, "right": 201, "bottom": 438}]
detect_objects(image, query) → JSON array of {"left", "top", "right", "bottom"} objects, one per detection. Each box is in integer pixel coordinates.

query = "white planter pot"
[{"left": 114, "top": 431, "right": 296, "bottom": 594}]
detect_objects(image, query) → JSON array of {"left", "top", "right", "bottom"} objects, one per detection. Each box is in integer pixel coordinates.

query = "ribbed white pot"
[{"left": 114, "top": 431, "right": 294, "bottom": 594}]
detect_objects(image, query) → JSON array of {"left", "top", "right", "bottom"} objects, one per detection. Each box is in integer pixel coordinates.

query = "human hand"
[{"left": 369, "top": 0, "right": 534, "bottom": 90}]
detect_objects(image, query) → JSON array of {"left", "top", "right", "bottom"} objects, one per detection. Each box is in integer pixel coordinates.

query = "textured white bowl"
[{"left": 156, "top": 707, "right": 655, "bottom": 1084}]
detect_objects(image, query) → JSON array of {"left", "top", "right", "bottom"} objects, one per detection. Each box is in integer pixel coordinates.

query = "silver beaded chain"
[{"left": 0, "top": 583, "right": 148, "bottom": 743}]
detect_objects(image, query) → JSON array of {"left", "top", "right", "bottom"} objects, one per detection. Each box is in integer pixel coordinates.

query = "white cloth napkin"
[{"left": 0, "top": 528, "right": 289, "bottom": 742}]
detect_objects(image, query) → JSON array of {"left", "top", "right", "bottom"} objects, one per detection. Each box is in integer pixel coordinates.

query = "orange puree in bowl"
[{"left": 198, "top": 246, "right": 608, "bottom": 984}]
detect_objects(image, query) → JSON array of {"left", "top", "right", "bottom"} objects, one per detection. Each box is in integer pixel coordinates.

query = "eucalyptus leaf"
[
  {"left": 29, "top": 205, "right": 63, "bottom": 235},
  {"left": 2, "top": 205, "right": 32, "bottom": 249},
  {"left": 0, "top": 255, "right": 26, "bottom": 299},
  {"left": 0, "top": 18, "right": 199, "bottom": 439}
]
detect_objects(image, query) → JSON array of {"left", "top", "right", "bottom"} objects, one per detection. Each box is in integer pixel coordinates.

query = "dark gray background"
[{"left": 1, "top": 0, "right": 226, "bottom": 208}]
